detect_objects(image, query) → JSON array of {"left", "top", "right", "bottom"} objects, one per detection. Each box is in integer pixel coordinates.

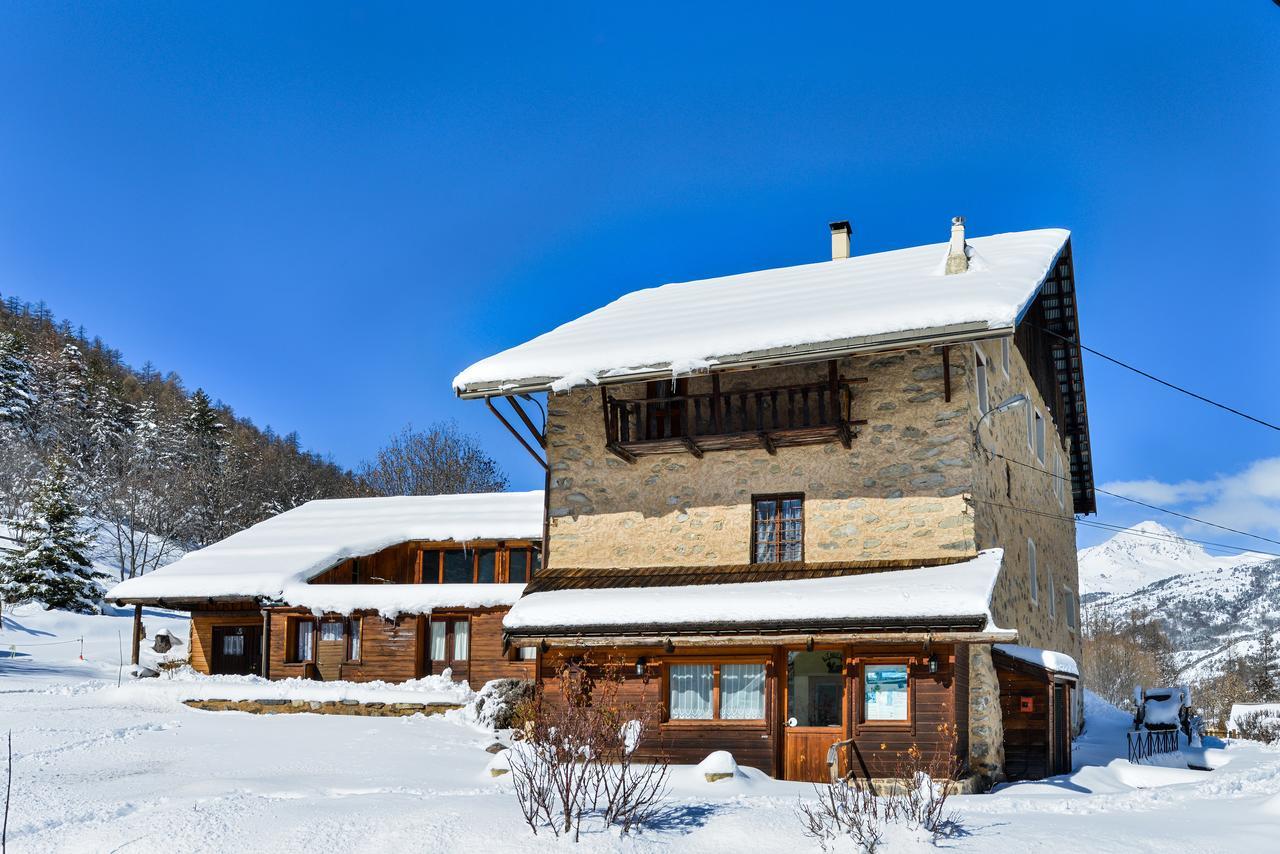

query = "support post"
[
  {"left": 942, "top": 345, "right": 952, "bottom": 402},
  {"left": 261, "top": 608, "right": 271, "bottom": 680},
  {"left": 130, "top": 604, "right": 142, "bottom": 666}
]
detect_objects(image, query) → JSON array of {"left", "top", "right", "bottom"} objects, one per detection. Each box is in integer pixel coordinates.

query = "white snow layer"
[
  {"left": 453, "top": 228, "right": 1070, "bottom": 393},
  {"left": 1229, "top": 703, "right": 1280, "bottom": 733},
  {"left": 503, "top": 550, "right": 1007, "bottom": 632},
  {"left": 995, "top": 643, "right": 1080, "bottom": 677},
  {"left": 106, "top": 491, "right": 544, "bottom": 610}
]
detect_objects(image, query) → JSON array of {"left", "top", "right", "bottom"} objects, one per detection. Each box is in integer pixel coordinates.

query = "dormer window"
[{"left": 753, "top": 495, "right": 803, "bottom": 563}]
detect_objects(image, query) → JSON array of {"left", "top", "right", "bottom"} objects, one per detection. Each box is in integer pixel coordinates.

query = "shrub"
[
  {"left": 471, "top": 678, "right": 536, "bottom": 730},
  {"left": 1232, "top": 710, "right": 1280, "bottom": 744}
]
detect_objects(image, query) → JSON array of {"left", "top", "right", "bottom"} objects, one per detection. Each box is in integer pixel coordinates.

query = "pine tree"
[
  {"left": 0, "top": 331, "right": 36, "bottom": 429},
  {"left": 1248, "top": 632, "right": 1278, "bottom": 702},
  {"left": 0, "top": 457, "right": 105, "bottom": 613}
]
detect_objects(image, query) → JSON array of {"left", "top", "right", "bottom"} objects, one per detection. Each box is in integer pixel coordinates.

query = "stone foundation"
[{"left": 183, "top": 699, "right": 461, "bottom": 716}]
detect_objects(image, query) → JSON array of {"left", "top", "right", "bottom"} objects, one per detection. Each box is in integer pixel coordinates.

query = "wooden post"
[
  {"left": 261, "top": 608, "right": 271, "bottom": 680},
  {"left": 130, "top": 604, "right": 142, "bottom": 666}
]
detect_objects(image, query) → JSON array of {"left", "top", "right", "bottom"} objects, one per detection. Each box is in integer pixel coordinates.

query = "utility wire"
[
  {"left": 1036, "top": 324, "right": 1280, "bottom": 432},
  {"left": 970, "top": 496, "right": 1280, "bottom": 560},
  {"left": 984, "top": 447, "right": 1280, "bottom": 550}
]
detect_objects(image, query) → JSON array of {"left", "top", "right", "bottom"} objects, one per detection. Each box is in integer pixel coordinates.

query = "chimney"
[
  {"left": 945, "top": 216, "right": 969, "bottom": 274},
  {"left": 829, "top": 221, "right": 851, "bottom": 260}
]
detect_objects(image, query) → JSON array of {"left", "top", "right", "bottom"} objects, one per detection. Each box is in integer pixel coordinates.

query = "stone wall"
[{"left": 546, "top": 350, "right": 979, "bottom": 568}]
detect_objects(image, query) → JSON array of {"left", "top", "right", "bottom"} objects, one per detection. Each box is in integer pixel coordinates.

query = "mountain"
[
  {"left": 1078, "top": 521, "right": 1278, "bottom": 682},
  {"left": 1077, "top": 520, "right": 1265, "bottom": 599}
]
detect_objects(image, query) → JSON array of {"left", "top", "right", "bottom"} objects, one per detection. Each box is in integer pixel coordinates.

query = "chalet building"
[
  {"left": 107, "top": 492, "right": 544, "bottom": 686},
  {"left": 454, "top": 219, "right": 1093, "bottom": 786}
]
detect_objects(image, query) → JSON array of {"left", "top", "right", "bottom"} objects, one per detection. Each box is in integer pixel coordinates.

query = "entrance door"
[
  {"left": 783, "top": 649, "right": 845, "bottom": 782},
  {"left": 317, "top": 619, "right": 346, "bottom": 681},
  {"left": 211, "top": 625, "right": 262, "bottom": 676},
  {"left": 427, "top": 616, "right": 470, "bottom": 682},
  {"left": 1052, "top": 683, "right": 1071, "bottom": 775}
]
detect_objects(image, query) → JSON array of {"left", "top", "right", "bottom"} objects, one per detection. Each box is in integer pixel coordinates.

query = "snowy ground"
[{"left": 4, "top": 605, "right": 1280, "bottom": 853}]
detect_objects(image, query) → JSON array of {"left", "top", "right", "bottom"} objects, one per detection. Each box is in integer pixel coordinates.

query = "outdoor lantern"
[
  {"left": 928, "top": 655, "right": 939, "bottom": 674},
  {"left": 635, "top": 656, "right": 648, "bottom": 676}
]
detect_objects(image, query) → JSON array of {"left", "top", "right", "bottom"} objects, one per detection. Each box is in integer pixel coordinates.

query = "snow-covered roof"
[
  {"left": 503, "top": 549, "right": 1008, "bottom": 635},
  {"left": 106, "top": 491, "right": 544, "bottom": 610},
  {"left": 454, "top": 228, "right": 1070, "bottom": 396},
  {"left": 994, "top": 644, "right": 1080, "bottom": 677}
]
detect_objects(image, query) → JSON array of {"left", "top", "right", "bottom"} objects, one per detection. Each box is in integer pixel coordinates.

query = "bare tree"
[{"left": 359, "top": 422, "right": 507, "bottom": 497}]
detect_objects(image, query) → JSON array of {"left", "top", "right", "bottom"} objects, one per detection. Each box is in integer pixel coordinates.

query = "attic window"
[{"left": 753, "top": 495, "right": 803, "bottom": 563}]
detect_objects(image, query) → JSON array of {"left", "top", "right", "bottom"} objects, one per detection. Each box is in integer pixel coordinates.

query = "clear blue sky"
[{"left": 1, "top": 3, "right": 1277, "bottom": 549}]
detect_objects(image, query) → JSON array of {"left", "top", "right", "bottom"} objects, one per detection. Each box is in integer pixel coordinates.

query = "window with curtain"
[
  {"left": 319, "top": 621, "right": 343, "bottom": 642},
  {"left": 222, "top": 634, "right": 244, "bottom": 656},
  {"left": 720, "top": 663, "right": 766, "bottom": 720},
  {"left": 429, "top": 620, "right": 447, "bottom": 661},
  {"left": 347, "top": 617, "right": 362, "bottom": 661},
  {"left": 863, "top": 663, "right": 908, "bottom": 722},
  {"left": 668, "top": 662, "right": 766, "bottom": 721},
  {"left": 517, "top": 645, "right": 537, "bottom": 661},
  {"left": 753, "top": 496, "right": 803, "bottom": 563},
  {"left": 452, "top": 619, "right": 470, "bottom": 660},
  {"left": 669, "top": 664, "right": 714, "bottom": 719},
  {"left": 292, "top": 619, "right": 314, "bottom": 662}
]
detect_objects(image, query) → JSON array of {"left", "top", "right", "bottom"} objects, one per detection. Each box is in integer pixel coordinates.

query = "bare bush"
[
  {"left": 507, "top": 656, "right": 670, "bottom": 841},
  {"left": 1232, "top": 710, "right": 1280, "bottom": 744},
  {"left": 798, "top": 723, "right": 962, "bottom": 853}
]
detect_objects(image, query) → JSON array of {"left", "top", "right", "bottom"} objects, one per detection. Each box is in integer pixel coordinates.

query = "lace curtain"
[{"left": 669, "top": 664, "right": 713, "bottom": 719}]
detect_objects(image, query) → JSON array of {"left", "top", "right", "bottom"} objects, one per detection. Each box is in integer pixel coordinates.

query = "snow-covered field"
[{"left": 4, "top": 605, "right": 1280, "bottom": 853}]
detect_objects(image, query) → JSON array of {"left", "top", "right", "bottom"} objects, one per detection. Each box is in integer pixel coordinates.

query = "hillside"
[
  {"left": 0, "top": 292, "right": 361, "bottom": 587},
  {"left": 1079, "top": 522, "right": 1278, "bottom": 682}
]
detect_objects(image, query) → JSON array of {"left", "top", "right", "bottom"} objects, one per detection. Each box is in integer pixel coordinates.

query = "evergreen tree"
[
  {"left": 0, "top": 457, "right": 105, "bottom": 613},
  {"left": 0, "top": 331, "right": 36, "bottom": 429},
  {"left": 1248, "top": 632, "right": 1278, "bottom": 702}
]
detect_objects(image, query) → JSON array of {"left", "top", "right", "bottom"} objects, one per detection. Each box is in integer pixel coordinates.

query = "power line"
[
  {"left": 970, "top": 496, "right": 1280, "bottom": 560},
  {"left": 1036, "top": 324, "right": 1280, "bottom": 432},
  {"left": 984, "top": 447, "right": 1280, "bottom": 550}
]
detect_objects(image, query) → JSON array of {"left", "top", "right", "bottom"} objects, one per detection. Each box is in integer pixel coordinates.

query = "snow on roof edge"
[{"left": 994, "top": 643, "right": 1080, "bottom": 677}]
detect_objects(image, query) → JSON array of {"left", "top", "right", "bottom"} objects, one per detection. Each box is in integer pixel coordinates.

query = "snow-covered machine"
[{"left": 1129, "top": 685, "right": 1197, "bottom": 761}]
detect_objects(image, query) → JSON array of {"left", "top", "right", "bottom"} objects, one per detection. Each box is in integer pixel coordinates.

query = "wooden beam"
[
  {"left": 605, "top": 442, "right": 637, "bottom": 464},
  {"left": 130, "top": 604, "right": 142, "bottom": 666},
  {"left": 506, "top": 395, "right": 546, "bottom": 448},
  {"left": 942, "top": 345, "right": 952, "bottom": 402},
  {"left": 758, "top": 431, "right": 777, "bottom": 455},
  {"left": 486, "top": 396, "right": 547, "bottom": 469},
  {"left": 681, "top": 436, "right": 704, "bottom": 459},
  {"left": 513, "top": 630, "right": 1018, "bottom": 648}
]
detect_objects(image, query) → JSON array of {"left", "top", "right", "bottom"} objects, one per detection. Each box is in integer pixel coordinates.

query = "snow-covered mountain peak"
[{"left": 1078, "top": 520, "right": 1259, "bottom": 597}]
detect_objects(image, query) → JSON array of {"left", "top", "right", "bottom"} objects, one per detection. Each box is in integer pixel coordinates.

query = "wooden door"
[
  {"left": 317, "top": 619, "right": 345, "bottom": 681},
  {"left": 1052, "top": 684, "right": 1071, "bottom": 775},
  {"left": 211, "top": 625, "right": 262, "bottom": 676},
  {"left": 782, "top": 649, "right": 846, "bottom": 782},
  {"left": 426, "top": 616, "right": 471, "bottom": 682}
]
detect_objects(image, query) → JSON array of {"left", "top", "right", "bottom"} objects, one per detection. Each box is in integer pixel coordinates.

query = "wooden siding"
[
  {"left": 189, "top": 610, "right": 262, "bottom": 675},
  {"left": 264, "top": 606, "right": 532, "bottom": 686},
  {"left": 535, "top": 642, "right": 965, "bottom": 781},
  {"left": 996, "top": 660, "right": 1051, "bottom": 781}
]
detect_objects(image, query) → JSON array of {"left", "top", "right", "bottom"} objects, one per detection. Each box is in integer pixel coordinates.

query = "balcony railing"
[{"left": 603, "top": 374, "right": 866, "bottom": 459}]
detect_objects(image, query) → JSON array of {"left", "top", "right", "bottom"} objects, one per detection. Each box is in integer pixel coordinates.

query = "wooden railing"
[{"left": 603, "top": 373, "right": 865, "bottom": 458}]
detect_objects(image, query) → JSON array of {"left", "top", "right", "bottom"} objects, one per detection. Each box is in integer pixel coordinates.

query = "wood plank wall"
[
  {"left": 189, "top": 610, "right": 262, "bottom": 674},
  {"left": 996, "top": 661, "right": 1050, "bottom": 781}
]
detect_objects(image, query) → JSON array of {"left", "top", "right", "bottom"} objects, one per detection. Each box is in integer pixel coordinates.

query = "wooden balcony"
[{"left": 603, "top": 367, "right": 866, "bottom": 460}]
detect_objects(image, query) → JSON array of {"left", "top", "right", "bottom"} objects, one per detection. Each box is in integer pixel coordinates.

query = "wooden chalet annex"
[
  {"left": 456, "top": 218, "right": 1093, "bottom": 786},
  {"left": 107, "top": 491, "right": 544, "bottom": 686}
]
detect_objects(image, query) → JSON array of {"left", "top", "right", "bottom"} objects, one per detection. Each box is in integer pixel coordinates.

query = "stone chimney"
[
  {"left": 945, "top": 216, "right": 969, "bottom": 274},
  {"left": 829, "top": 221, "right": 851, "bottom": 260}
]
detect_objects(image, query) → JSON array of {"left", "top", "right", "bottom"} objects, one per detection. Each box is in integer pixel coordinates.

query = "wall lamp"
[
  {"left": 973, "top": 393, "right": 1027, "bottom": 455},
  {"left": 635, "top": 656, "right": 648, "bottom": 677}
]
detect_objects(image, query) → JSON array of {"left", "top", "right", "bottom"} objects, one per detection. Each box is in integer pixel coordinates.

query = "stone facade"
[{"left": 541, "top": 337, "right": 1085, "bottom": 785}]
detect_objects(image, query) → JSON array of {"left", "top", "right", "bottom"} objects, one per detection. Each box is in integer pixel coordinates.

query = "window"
[
  {"left": 1053, "top": 454, "right": 1065, "bottom": 507},
  {"left": 668, "top": 661, "right": 767, "bottom": 722},
  {"left": 863, "top": 664, "right": 909, "bottom": 722},
  {"left": 428, "top": 617, "right": 470, "bottom": 667},
  {"left": 442, "top": 550, "right": 472, "bottom": 584},
  {"left": 347, "top": 617, "right": 362, "bottom": 661},
  {"left": 975, "top": 348, "right": 990, "bottom": 415},
  {"left": 1001, "top": 338, "right": 1011, "bottom": 377},
  {"left": 509, "top": 549, "right": 532, "bottom": 584},
  {"left": 1028, "top": 538, "right": 1039, "bottom": 605},
  {"left": 319, "top": 620, "right": 344, "bottom": 642},
  {"left": 1064, "top": 589, "right": 1077, "bottom": 631},
  {"left": 1034, "top": 410, "right": 1046, "bottom": 464},
  {"left": 222, "top": 634, "right": 244, "bottom": 656},
  {"left": 1026, "top": 400, "right": 1035, "bottom": 452},
  {"left": 1047, "top": 568, "right": 1056, "bottom": 618},
  {"left": 753, "top": 495, "right": 803, "bottom": 563},
  {"left": 476, "top": 549, "right": 497, "bottom": 583},
  {"left": 289, "top": 619, "right": 314, "bottom": 663},
  {"left": 516, "top": 645, "right": 537, "bottom": 661},
  {"left": 788, "top": 650, "right": 842, "bottom": 727}
]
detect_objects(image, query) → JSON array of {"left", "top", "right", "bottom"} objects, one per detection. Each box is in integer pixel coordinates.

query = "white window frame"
[
  {"left": 1026, "top": 398, "right": 1035, "bottom": 453},
  {"left": 1027, "top": 538, "right": 1038, "bottom": 605},
  {"left": 1064, "top": 588, "right": 1077, "bottom": 632},
  {"left": 1053, "top": 453, "right": 1065, "bottom": 508},
  {"left": 1001, "top": 337, "right": 1011, "bottom": 377},
  {"left": 975, "top": 346, "right": 990, "bottom": 416},
  {"left": 1034, "top": 409, "right": 1046, "bottom": 465}
]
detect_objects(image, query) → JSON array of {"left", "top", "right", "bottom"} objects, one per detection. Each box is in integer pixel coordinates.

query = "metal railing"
[{"left": 1127, "top": 728, "right": 1181, "bottom": 763}]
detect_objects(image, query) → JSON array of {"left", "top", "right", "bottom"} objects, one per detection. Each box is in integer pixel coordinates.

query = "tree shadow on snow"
[
  {"left": 0, "top": 615, "right": 56, "bottom": 637},
  {"left": 644, "top": 801, "right": 731, "bottom": 832}
]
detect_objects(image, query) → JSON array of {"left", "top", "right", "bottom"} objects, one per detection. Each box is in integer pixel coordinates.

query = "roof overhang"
[{"left": 456, "top": 321, "right": 1008, "bottom": 399}]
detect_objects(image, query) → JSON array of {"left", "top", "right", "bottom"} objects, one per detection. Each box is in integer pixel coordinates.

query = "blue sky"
[{"left": 1, "top": 3, "right": 1277, "bottom": 550}]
